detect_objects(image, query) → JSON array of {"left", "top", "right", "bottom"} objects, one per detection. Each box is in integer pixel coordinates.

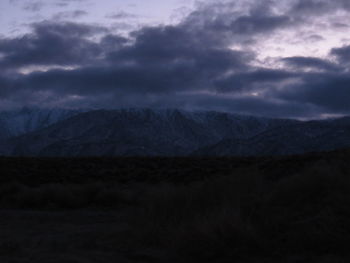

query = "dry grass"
[{"left": 1, "top": 150, "right": 350, "bottom": 262}]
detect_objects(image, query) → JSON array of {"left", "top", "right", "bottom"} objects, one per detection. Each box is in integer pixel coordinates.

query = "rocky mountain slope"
[
  {"left": 1, "top": 108, "right": 294, "bottom": 156},
  {"left": 0, "top": 107, "right": 81, "bottom": 139},
  {"left": 194, "top": 117, "right": 350, "bottom": 156},
  {"left": 1, "top": 108, "right": 350, "bottom": 157}
]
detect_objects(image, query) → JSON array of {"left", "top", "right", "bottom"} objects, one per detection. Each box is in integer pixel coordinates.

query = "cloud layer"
[{"left": 1, "top": 0, "right": 350, "bottom": 119}]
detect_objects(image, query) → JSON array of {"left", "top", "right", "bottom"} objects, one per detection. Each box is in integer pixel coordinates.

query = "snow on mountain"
[
  {"left": 2, "top": 108, "right": 297, "bottom": 156},
  {"left": 0, "top": 107, "right": 82, "bottom": 138},
  {"left": 1, "top": 108, "right": 350, "bottom": 157}
]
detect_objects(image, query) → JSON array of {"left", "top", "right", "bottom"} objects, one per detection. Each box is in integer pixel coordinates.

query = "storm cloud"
[
  {"left": 0, "top": 22, "right": 107, "bottom": 70},
  {"left": 1, "top": 0, "right": 350, "bottom": 119}
]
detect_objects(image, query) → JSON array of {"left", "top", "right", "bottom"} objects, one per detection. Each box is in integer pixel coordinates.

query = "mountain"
[
  {"left": 1, "top": 108, "right": 350, "bottom": 157},
  {"left": 194, "top": 117, "right": 350, "bottom": 156},
  {"left": 0, "top": 107, "right": 82, "bottom": 139},
  {"left": 3, "top": 109, "right": 296, "bottom": 157}
]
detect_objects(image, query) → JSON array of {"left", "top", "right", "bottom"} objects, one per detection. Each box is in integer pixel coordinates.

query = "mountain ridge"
[
  {"left": 0, "top": 108, "right": 349, "bottom": 157},
  {"left": 0, "top": 107, "right": 83, "bottom": 139}
]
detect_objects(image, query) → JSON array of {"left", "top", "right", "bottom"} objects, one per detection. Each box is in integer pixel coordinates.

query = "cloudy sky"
[{"left": 1, "top": 0, "right": 350, "bottom": 119}]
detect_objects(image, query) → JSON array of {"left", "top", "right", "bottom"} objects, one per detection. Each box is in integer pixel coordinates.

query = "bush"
[
  {"left": 0, "top": 183, "right": 132, "bottom": 209},
  {"left": 128, "top": 174, "right": 263, "bottom": 261},
  {"left": 259, "top": 164, "right": 350, "bottom": 253}
]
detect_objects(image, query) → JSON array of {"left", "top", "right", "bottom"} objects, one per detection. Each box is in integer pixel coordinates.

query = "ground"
[{"left": 1, "top": 150, "right": 350, "bottom": 262}]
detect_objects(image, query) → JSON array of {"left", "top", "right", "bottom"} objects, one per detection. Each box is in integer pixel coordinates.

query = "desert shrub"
[
  {"left": 128, "top": 172, "right": 263, "bottom": 261},
  {"left": 0, "top": 182, "right": 132, "bottom": 209},
  {"left": 0, "top": 182, "right": 25, "bottom": 202},
  {"left": 94, "top": 184, "right": 132, "bottom": 207},
  {"left": 0, "top": 241, "right": 22, "bottom": 257},
  {"left": 170, "top": 208, "right": 259, "bottom": 262},
  {"left": 3, "top": 184, "right": 86, "bottom": 209},
  {"left": 259, "top": 164, "right": 350, "bottom": 253},
  {"left": 1, "top": 154, "right": 350, "bottom": 261}
]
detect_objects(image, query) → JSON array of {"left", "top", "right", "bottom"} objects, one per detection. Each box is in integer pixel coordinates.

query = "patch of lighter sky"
[
  {"left": 18, "top": 65, "right": 80, "bottom": 75},
  {"left": 249, "top": 17, "right": 350, "bottom": 69},
  {"left": 0, "top": 0, "right": 198, "bottom": 37}
]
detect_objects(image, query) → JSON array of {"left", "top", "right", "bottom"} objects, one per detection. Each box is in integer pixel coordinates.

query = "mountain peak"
[{"left": 0, "top": 108, "right": 350, "bottom": 157}]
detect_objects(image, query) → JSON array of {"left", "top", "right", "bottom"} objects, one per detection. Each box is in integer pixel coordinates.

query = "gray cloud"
[
  {"left": 291, "top": 0, "right": 350, "bottom": 16},
  {"left": 305, "top": 34, "right": 324, "bottom": 42},
  {"left": 54, "top": 0, "right": 89, "bottom": 8},
  {"left": 291, "top": 0, "right": 331, "bottom": 15},
  {"left": 331, "top": 45, "right": 350, "bottom": 64},
  {"left": 52, "top": 10, "right": 88, "bottom": 20},
  {"left": 106, "top": 11, "right": 137, "bottom": 20},
  {"left": 0, "top": 22, "right": 108, "bottom": 70},
  {"left": 282, "top": 56, "right": 341, "bottom": 72},
  {"left": 1, "top": 0, "right": 350, "bottom": 118},
  {"left": 214, "top": 69, "right": 297, "bottom": 93},
  {"left": 272, "top": 72, "right": 350, "bottom": 113},
  {"left": 23, "top": 1, "right": 45, "bottom": 12}
]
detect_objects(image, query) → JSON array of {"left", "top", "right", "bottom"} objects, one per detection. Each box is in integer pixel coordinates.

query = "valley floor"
[
  {"left": 1, "top": 150, "right": 350, "bottom": 262},
  {"left": 0, "top": 210, "right": 130, "bottom": 263}
]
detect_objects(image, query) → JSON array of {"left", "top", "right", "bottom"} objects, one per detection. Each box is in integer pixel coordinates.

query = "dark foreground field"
[{"left": 1, "top": 150, "right": 350, "bottom": 262}]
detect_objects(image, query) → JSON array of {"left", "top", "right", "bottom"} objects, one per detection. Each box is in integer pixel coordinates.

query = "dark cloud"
[
  {"left": 332, "top": 23, "right": 349, "bottom": 29},
  {"left": 180, "top": 94, "right": 321, "bottom": 119},
  {"left": 1, "top": 0, "right": 350, "bottom": 118},
  {"left": 291, "top": 0, "right": 331, "bottom": 15},
  {"left": 336, "top": 0, "right": 350, "bottom": 10},
  {"left": 0, "top": 30, "right": 250, "bottom": 97},
  {"left": 181, "top": 2, "right": 294, "bottom": 47},
  {"left": 272, "top": 72, "right": 350, "bottom": 113},
  {"left": 111, "top": 25, "right": 251, "bottom": 71},
  {"left": 230, "top": 15, "right": 291, "bottom": 35},
  {"left": 0, "top": 22, "right": 107, "bottom": 70},
  {"left": 0, "top": 70, "right": 322, "bottom": 119},
  {"left": 282, "top": 56, "right": 340, "bottom": 72},
  {"left": 33, "top": 21, "right": 105, "bottom": 37},
  {"left": 305, "top": 34, "right": 324, "bottom": 42},
  {"left": 214, "top": 69, "right": 297, "bottom": 92},
  {"left": 291, "top": 0, "right": 350, "bottom": 16},
  {"left": 331, "top": 45, "right": 350, "bottom": 64}
]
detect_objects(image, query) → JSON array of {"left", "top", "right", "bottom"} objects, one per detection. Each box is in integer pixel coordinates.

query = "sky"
[{"left": 1, "top": 0, "right": 350, "bottom": 119}]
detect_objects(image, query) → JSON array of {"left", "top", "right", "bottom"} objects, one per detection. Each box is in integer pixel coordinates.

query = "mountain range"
[{"left": 0, "top": 108, "right": 350, "bottom": 157}]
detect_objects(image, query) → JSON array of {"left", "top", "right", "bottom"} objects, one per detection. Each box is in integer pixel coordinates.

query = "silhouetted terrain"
[
  {"left": 3, "top": 108, "right": 350, "bottom": 157},
  {"left": 1, "top": 149, "right": 350, "bottom": 262}
]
